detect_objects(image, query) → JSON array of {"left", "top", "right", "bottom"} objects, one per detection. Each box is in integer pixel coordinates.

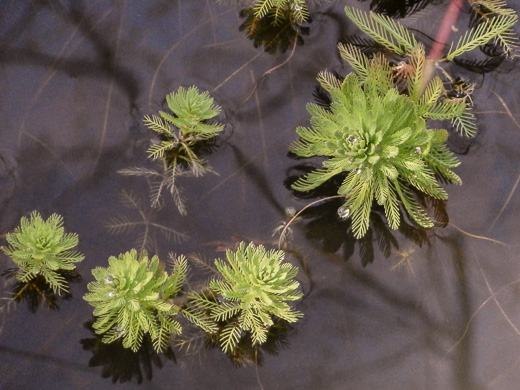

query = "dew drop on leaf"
[
  {"left": 356, "top": 168, "right": 362, "bottom": 175},
  {"left": 337, "top": 206, "right": 350, "bottom": 220},
  {"left": 104, "top": 274, "right": 115, "bottom": 284},
  {"left": 347, "top": 135, "right": 357, "bottom": 143},
  {"left": 107, "top": 291, "right": 115, "bottom": 298},
  {"left": 415, "top": 146, "right": 422, "bottom": 154}
]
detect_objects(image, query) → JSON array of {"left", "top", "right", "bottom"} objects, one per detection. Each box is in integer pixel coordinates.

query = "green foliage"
[
  {"left": 189, "top": 242, "right": 303, "bottom": 353},
  {"left": 344, "top": 6, "right": 418, "bottom": 56},
  {"left": 84, "top": 249, "right": 192, "bottom": 352},
  {"left": 345, "top": 5, "right": 518, "bottom": 60},
  {"left": 120, "top": 86, "right": 224, "bottom": 214},
  {"left": 465, "top": 0, "right": 519, "bottom": 58},
  {"left": 290, "top": 48, "right": 464, "bottom": 238},
  {"left": 2, "top": 211, "right": 84, "bottom": 294},
  {"left": 253, "top": 0, "right": 309, "bottom": 24}
]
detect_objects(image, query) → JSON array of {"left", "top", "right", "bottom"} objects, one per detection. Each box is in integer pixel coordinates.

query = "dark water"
[{"left": 1, "top": 1, "right": 520, "bottom": 389}]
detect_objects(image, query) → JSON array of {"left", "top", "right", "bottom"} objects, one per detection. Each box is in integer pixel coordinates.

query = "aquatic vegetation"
[
  {"left": 188, "top": 242, "right": 303, "bottom": 353},
  {"left": 1, "top": 211, "right": 84, "bottom": 294},
  {"left": 291, "top": 51, "right": 462, "bottom": 238},
  {"left": 253, "top": 0, "right": 309, "bottom": 23},
  {"left": 239, "top": 6, "right": 310, "bottom": 54},
  {"left": 84, "top": 249, "right": 215, "bottom": 352},
  {"left": 289, "top": 5, "right": 518, "bottom": 238},
  {"left": 120, "top": 86, "right": 224, "bottom": 214}
]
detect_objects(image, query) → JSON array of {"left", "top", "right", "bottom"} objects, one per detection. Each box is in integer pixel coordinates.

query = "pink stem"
[{"left": 427, "top": 0, "right": 465, "bottom": 60}]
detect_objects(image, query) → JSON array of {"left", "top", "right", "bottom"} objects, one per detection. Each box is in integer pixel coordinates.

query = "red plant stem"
[{"left": 427, "top": 0, "right": 465, "bottom": 60}]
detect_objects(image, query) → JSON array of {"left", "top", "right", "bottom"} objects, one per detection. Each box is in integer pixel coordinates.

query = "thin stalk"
[
  {"left": 422, "top": 0, "right": 465, "bottom": 92},
  {"left": 277, "top": 195, "right": 344, "bottom": 249}
]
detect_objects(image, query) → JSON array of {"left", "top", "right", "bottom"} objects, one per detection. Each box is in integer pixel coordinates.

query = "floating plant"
[
  {"left": 288, "top": 5, "right": 518, "bottom": 238},
  {"left": 1, "top": 211, "right": 84, "bottom": 294},
  {"left": 120, "top": 86, "right": 224, "bottom": 214},
  {"left": 84, "top": 249, "right": 215, "bottom": 352},
  {"left": 188, "top": 242, "right": 303, "bottom": 353}
]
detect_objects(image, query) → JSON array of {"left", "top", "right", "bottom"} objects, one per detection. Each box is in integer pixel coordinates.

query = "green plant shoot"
[
  {"left": 2, "top": 211, "right": 84, "bottom": 294},
  {"left": 84, "top": 249, "right": 189, "bottom": 352},
  {"left": 291, "top": 47, "right": 463, "bottom": 238},
  {"left": 119, "top": 86, "right": 224, "bottom": 214},
  {"left": 189, "top": 242, "right": 303, "bottom": 353}
]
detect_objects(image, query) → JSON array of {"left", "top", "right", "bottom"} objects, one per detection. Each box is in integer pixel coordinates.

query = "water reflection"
[
  {"left": 284, "top": 165, "right": 444, "bottom": 265},
  {"left": 80, "top": 319, "right": 175, "bottom": 384},
  {"left": 358, "top": 0, "right": 434, "bottom": 18},
  {"left": 1, "top": 268, "right": 81, "bottom": 312},
  {"left": 205, "top": 318, "right": 292, "bottom": 366},
  {"left": 238, "top": 7, "right": 310, "bottom": 54}
]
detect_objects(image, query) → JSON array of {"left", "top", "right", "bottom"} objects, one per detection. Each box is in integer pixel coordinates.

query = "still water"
[{"left": 1, "top": 1, "right": 520, "bottom": 389}]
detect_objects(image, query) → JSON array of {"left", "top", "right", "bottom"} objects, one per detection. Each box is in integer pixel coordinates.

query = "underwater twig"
[
  {"left": 448, "top": 223, "right": 519, "bottom": 247},
  {"left": 488, "top": 172, "right": 520, "bottom": 232},
  {"left": 480, "top": 267, "right": 520, "bottom": 337},
  {"left": 277, "top": 195, "right": 343, "bottom": 249},
  {"left": 488, "top": 88, "right": 520, "bottom": 130},
  {"left": 240, "top": 25, "right": 300, "bottom": 106},
  {"left": 447, "top": 276, "right": 520, "bottom": 353}
]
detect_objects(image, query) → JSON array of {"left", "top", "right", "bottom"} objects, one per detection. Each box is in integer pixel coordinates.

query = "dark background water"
[{"left": 1, "top": 1, "right": 520, "bottom": 389}]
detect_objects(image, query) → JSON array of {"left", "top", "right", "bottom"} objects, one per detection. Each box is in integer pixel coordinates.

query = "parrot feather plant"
[
  {"left": 288, "top": 4, "right": 518, "bottom": 239},
  {"left": 119, "top": 86, "right": 224, "bottom": 215},
  {"left": 188, "top": 242, "right": 303, "bottom": 353},
  {"left": 2, "top": 211, "right": 84, "bottom": 294},
  {"left": 84, "top": 249, "right": 216, "bottom": 353}
]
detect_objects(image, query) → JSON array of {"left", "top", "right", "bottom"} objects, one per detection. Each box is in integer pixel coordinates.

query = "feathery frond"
[
  {"left": 188, "top": 242, "right": 303, "bottom": 353},
  {"left": 446, "top": 14, "right": 518, "bottom": 60},
  {"left": 344, "top": 6, "right": 418, "bottom": 56},
  {"left": 2, "top": 211, "right": 84, "bottom": 294},
  {"left": 84, "top": 249, "right": 207, "bottom": 352},
  {"left": 120, "top": 86, "right": 223, "bottom": 214},
  {"left": 291, "top": 48, "right": 462, "bottom": 237}
]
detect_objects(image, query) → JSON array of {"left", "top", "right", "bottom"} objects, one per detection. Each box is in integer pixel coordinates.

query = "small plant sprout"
[
  {"left": 189, "top": 242, "right": 303, "bottom": 353},
  {"left": 120, "top": 86, "right": 224, "bottom": 214},
  {"left": 84, "top": 249, "right": 215, "bottom": 352},
  {"left": 1, "top": 211, "right": 84, "bottom": 294}
]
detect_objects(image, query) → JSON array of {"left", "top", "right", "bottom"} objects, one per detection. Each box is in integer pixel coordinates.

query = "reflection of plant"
[
  {"left": 1, "top": 211, "right": 84, "bottom": 294},
  {"left": 1, "top": 268, "right": 81, "bottom": 312},
  {"left": 106, "top": 190, "right": 188, "bottom": 253},
  {"left": 120, "top": 86, "right": 224, "bottom": 214},
  {"left": 84, "top": 249, "right": 195, "bottom": 352},
  {"left": 253, "top": 0, "right": 309, "bottom": 24},
  {"left": 239, "top": 7, "right": 310, "bottom": 54},
  {"left": 80, "top": 320, "right": 175, "bottom": 384},
  {"left": 189, "top": 242, "right": 303, "bottom": 353}
]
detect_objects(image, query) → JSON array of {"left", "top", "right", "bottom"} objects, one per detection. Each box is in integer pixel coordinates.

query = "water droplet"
[
  {"left": 337, "top": 206, "right": 350, "bottom": 220},
  {"left": 356, "top": 168, "right": 362, "bottom": 175},
  {"left": 293, "top": 4, "right": 302, "bottom": 11},
  {"left": 415, "top": 146, "right": 422, "bottom": 154},
  {"left": 263, "top": 323, "right": 269, "bottom": 329},
  {"left": 347, "top": 135, "right": 357, "bottom": 143},
  {"left": 104, "top": 274, "right": 115, "bottom": 284},
  {"left": 107, "top": 292, "right": 115, "bottom": 298}
]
